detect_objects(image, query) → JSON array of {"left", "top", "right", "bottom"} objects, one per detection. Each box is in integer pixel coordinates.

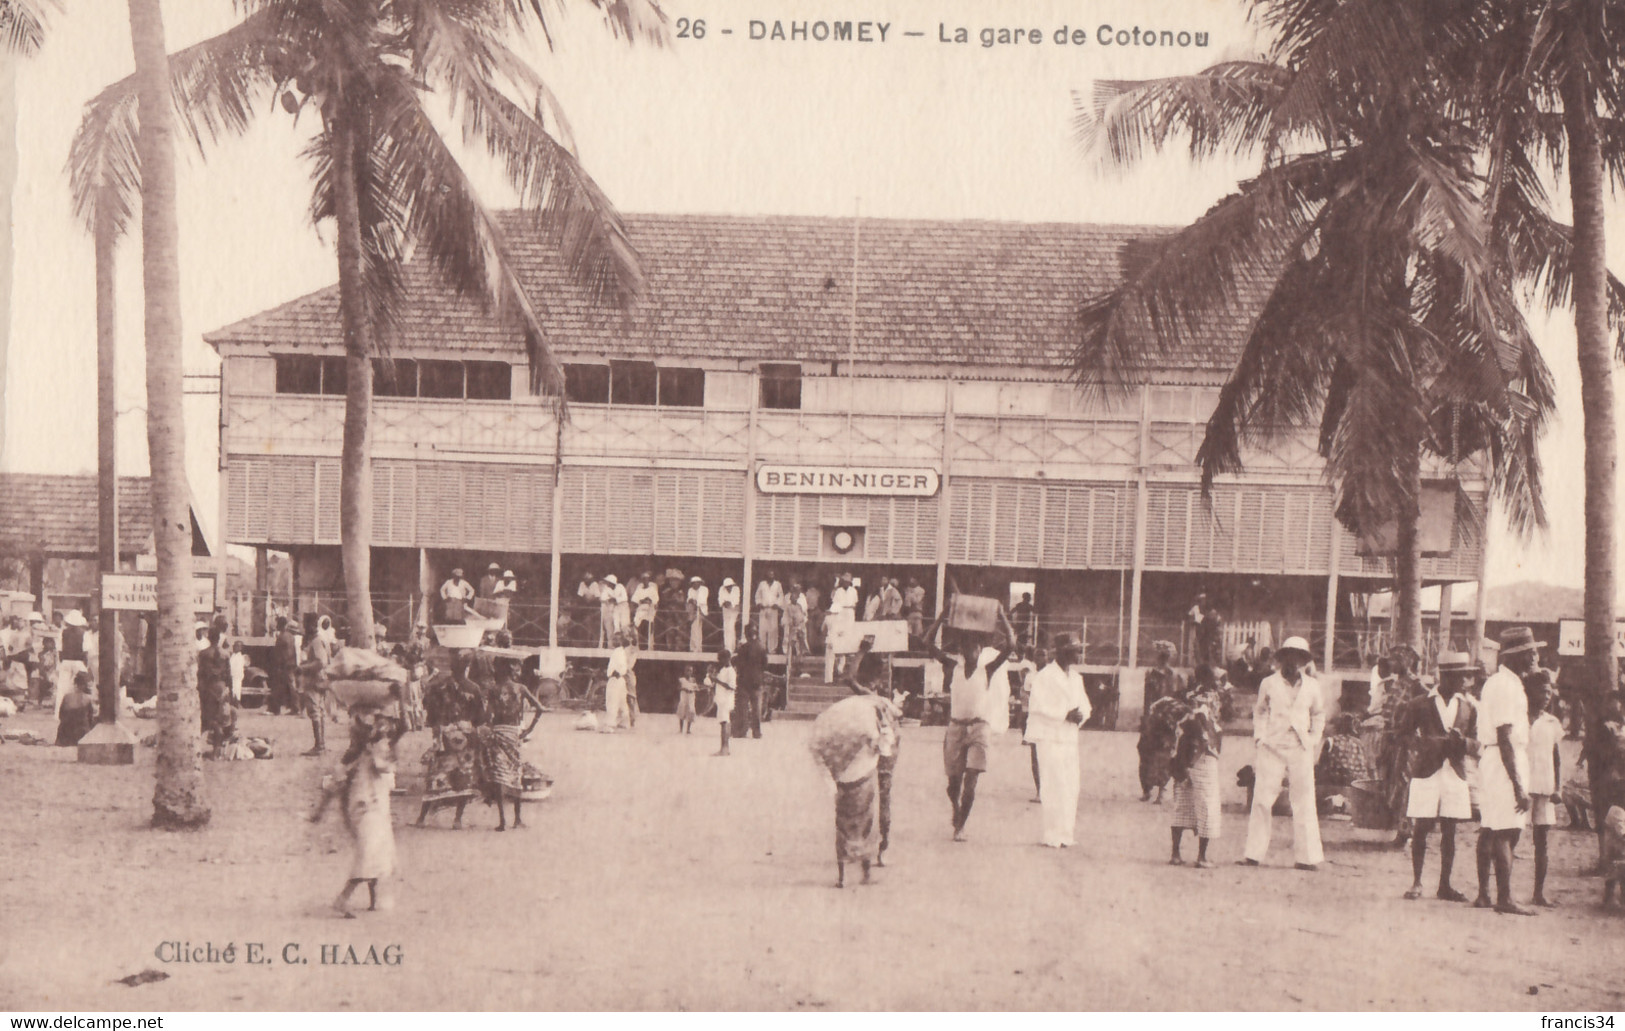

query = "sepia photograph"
[{"left": 0, "top": 0, "right": 1623, "bottom": 1016}]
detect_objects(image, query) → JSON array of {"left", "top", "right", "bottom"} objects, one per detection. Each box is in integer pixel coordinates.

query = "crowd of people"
[{"left": 554, "top": 568, "right": 935, "bottom": 658}]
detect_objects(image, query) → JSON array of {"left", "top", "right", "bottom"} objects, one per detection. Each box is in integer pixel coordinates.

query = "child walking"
[
  {"left": 676, "top": 664, "right": 699, "bottom": 734},
  {"left": 710, "top": 650, "right": 736, "bottom": 757},
  {"left": 1169, "top": 684, "right": 1223, "bottom": 868},
  {"left": 1525, "top": 670, "right": 1563, "bottom": 907}
]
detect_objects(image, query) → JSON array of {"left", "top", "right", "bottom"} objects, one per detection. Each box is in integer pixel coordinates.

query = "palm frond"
[
  {"left": 1072, "top": 153, "right": 1332, "bottom": 399},
  {"left": 429, "top": 37, "right": 644, "bottom": 309},
  {"left": 1074, "top": 63, "right": 1299, "bottom": 169},
  {"left": 366, "top": 75, "right": 565, "bottom": 394},
  {"left": 67, "top": 12, "right": 277, "bottom": 237},
  {"left": 0, "top": 0, "right": 55, "bottom": 55}
]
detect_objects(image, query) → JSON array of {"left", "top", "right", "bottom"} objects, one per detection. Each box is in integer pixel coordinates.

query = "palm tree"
[
  {"left": 72, "top": 0, "right": 662, "bottom": 651},
  {"left": 1072, "top": 0, "right": 1555, "bottom": 653},
  {"left": 122, "top": 0, "right": 209, "bottom": 827},
  {"left": 0, "top": 0, "right": 55, "bottom": 472},
  {"left": 1469, "top": 0, "right": 1625, "bottom": 697}
]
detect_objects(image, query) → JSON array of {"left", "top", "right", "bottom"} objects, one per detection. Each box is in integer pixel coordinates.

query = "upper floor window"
[
  {"left": 465, "top": 361, "right": 512, "bottom": 400},
  {"left": 760, "top": 363, "right": 802, "bottom": 410},
  {"left": 658, "top": 367, "right": 705, "bottom": 407},
  {"left": 563, "top": 361, "right": 706, "bottom": 407},
  {"left": 610, "top": 360, "right": 657, "bottom": 406},
  {"left": 275, "top": 354, "right": 345, "bottom": 396},
  {"left": 564, "top": 363, "right": 610, "bottom": 404},
  {"left": 276, "top": 353, "right": 511, "bottom": 400}
]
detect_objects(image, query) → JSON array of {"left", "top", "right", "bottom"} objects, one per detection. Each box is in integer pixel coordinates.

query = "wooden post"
[
  {"left": 741, "top": 403, "right": 759, "bottom": 634},
  {"left": 1437, "top": 581, "right": 1455, "bottom": 655},
  {"left": 95, "top": 213, "right": 119, "bottom": 724},
  {"left": 935, "top": 379, "right": 955, "bottom": 648},
  {"left": 1472, "top": 527, "right": 1491, "bottom": 660},
  {"left": 1126, "top": 387, "right": 1149, "bottom": 669},
  {"left": 548, "top": 483, "right": 563, "bottom": 648},
  {"left": 1324, "top": 508, "right": 1341, "bottom": 673}
]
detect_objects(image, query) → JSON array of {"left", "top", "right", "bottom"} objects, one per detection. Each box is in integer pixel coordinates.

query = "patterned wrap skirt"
[
  {"left": 475, "top": 724, "right": 525, "bottom": 803},
  {"left": 1170, "top": 753, "right": 1221, "bottom": 838},
  {"left": 835, "top": 769, "right": 881, "bottom": 863}
]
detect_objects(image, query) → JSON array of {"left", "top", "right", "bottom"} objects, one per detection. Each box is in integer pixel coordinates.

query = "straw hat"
[
  {"left": 1435, "top": 649, "right": 1475, "bottom": 672},
  {"left": 63, "top": 610, "right": 88, "bottom": 628},
  {"left": 1498, "top": 626, "right": 1545, "bottom": 656}
]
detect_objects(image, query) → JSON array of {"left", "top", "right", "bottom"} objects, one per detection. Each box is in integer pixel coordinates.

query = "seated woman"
[
  {"left": 55, "top": 670, "right": 96, "bottom": 746},
  {"left": 1316, "top": 713, "right": 1376, "bottom": 793}
]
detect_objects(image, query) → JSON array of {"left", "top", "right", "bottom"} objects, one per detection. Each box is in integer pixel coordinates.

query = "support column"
[
  {"left": 1472, "top": 526, "right": 1491, "bottom": 662},
  {"left": 1126, "top": 387, "right": 1150, "bottom": 669},
  {"left": 1437, "top": 581, "right": 1455, "bottom": 655},
  {"left": 548, "top": 472, "right": 563, "bottom": 648},
  {"left": 934, "top": 379, "right": 956, "bottom": 645},
  {"left": 1324, "top": 508, "right": 1342, "bottom": 673},
  {"left": 741, "top": 404, "right": 759, "bottom": 635},
  {"left": 417, "top": 548, "right": 431, "bottom": 629}
]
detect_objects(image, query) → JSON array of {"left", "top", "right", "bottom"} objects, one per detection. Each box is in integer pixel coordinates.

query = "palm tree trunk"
[
  {"left": 1561, "top": 66, "right": 1617, "bottom": 700},
  {"left": 331, "top": 110, "right": 376, "bottom": 651},
  {"left": 128, "top": 0, "right": 208, "bottom": 828},
  {"left": 1393, "top": 449, "right": 1424, "bottom": 653}
]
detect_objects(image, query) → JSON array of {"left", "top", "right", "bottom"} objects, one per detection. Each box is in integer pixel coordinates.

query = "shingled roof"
[
  {"left": 205, "top": 213, "right": 1252, "bottom": 372},
  {"left": 0, "top": 474, "right": 209, "bottom": 558}
]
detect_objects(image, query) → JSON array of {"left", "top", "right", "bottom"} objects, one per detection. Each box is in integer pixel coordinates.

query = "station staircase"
[{"left": 774, "top": 654, "right": 847, "bottom": 720}]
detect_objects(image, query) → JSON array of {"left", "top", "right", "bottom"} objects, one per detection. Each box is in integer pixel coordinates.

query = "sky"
[{"left": 1, "top": 0, "right": 1620, "bottom": 595}]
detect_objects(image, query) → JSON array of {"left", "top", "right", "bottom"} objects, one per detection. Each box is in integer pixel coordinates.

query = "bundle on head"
[{"left": 808, "top": 695, "right": 883, "bottom": 778}]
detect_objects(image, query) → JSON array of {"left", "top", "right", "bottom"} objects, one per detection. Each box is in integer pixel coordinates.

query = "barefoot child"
[
  {"left": 333, "top": 716, "right": 404, "bottom": 916},
  {"left": 676, "top": 665, "right": 699, "bottom": 734},
  {"left": 710, "top": 651, "right": 736, "bottom": 756},
  {"left": 1526, "top": 671, "right": 1563, "bottom": 907}
]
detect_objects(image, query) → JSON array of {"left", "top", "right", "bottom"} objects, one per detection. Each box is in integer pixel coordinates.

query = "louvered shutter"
[
  {"left": 704, "top": 471, "right": 745, "bottom": 555},
  {"left": 314, "top": 459, "right": 341, "bottom": 544},
  {"left": 269, "top": 458, "right": 316, "bottom": 544}
]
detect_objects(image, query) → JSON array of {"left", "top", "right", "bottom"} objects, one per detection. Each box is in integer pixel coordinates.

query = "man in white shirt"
[
  {"left": 827, "top": 573, "right": 860, "bottom": 677},
  {"left": 754, "top": 572, "right": 783, "bottom": 654},
  {"left": 599, "top": 575, "right": 625, "bottom": 647},
  {"left": 924, "top": 604, "right": 1017, "bottom": 842},
  {"left": 631, "top": 573, "right": 661, "bottom": 649},
  {"left": 1242, "top": 635, "right": 1326, "bottom": 870},
  {"left": 686, "top": 577, "right": 710, "bottom": 653},
  {"left": 1025, "top": 633, "right": 1090, "bottom": 847},
  {"left": 716, "top": 577, "right": 742, "bottom": 653},
  {"left": 1473, "top": 626, "right": 1539, "bottom": 915},
  {"left": 576, "top": 572, "right": 602, "bottom": 647},
  {"left": 439, "top": 568, "right": 474, "bottom": 623}
]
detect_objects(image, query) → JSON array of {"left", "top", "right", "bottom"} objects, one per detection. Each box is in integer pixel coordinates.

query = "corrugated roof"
[
  {"left": 0, "top": 474, "right": 209, "bottom": 558},
  {"left": 205, "top": 213, "right": 1251, "bottom": 371}
]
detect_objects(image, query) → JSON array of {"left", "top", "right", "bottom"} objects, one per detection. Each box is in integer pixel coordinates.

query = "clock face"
[{"left": 832, "top": 530, "right": 854, "bottom": 553}]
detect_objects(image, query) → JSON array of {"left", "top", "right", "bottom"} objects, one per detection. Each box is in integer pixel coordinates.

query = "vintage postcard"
[{"left": 0, "top": 0, "right": 1621, "bottom": 1016}]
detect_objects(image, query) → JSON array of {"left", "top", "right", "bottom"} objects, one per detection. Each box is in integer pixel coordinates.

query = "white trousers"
[
  {"left": 1036, "top": 739, "right": 1081, "bottom": 846},
  {"left": 722, "top": 609, "right": 739, "bottom": 653},
  {"left": 604, "top": 676, "right": 631, "bottom": 730},
  {"left": 1244, "top": 743, "right": 1324, "bottom": 865}
]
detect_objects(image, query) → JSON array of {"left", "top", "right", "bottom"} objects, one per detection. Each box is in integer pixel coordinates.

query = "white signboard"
[
  {"left": 826, "top": 619, "right": 911, "bottom": 655},
  {"left": 1555, "top": 619, "right": 1625, "bottom": 657},
  {"left": 756, "top": 465, "right": 940, "bottom": 497},
  {"left": 102, "top": 574, "right": 217, "bottom": 614}
]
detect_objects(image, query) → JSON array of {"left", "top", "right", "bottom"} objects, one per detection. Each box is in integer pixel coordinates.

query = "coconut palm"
[
  {"left": 1071, "top": 0, "right": 1555, "bottom": 652},
  {"left": 0, "top": 0, "right": 54, "bottom": 474},
  {"left": 1466, "top": 0, "right": 1625, "bottom": 697},
  {"left": 71, "top": 0, "right": 662, "bottom": 651},
  {"left": 120, "top": 0, "right": 209, "bottom": 827}
]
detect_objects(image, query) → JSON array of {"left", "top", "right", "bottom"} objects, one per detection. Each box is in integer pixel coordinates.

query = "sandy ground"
[{"left": 0, "top": 707, "right": 1621, "bottom": 1012}]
